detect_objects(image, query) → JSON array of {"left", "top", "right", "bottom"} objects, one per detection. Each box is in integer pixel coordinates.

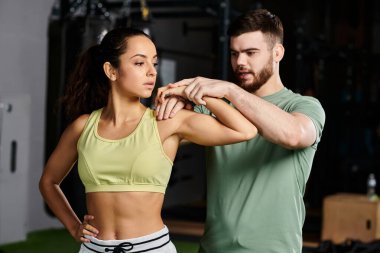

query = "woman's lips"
[{"left": 144, "top": 82, "right": 155, "bottom": 89}]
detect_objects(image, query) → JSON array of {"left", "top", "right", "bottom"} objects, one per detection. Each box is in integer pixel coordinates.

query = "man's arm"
[
  {"left": 158, "top": 77, "right": 320, "bottom": 149},
  {"left": 225, "top": 85, "right": 317, "bottom": 149}
]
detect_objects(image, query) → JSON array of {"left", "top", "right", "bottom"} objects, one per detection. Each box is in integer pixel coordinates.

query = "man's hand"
[
  {"left": 154, "top": 77, "right": 232, "bottom": 120},
  {"left": 175, "top": 77, "right": 232, "bottom": 105}
]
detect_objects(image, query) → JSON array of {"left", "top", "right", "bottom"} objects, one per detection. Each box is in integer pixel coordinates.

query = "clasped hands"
[{"left": 154, "top": 76, "right": 231, "bottom": 120}]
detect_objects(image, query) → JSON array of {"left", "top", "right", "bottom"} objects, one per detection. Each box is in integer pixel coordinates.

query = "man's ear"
[
  {"left": 103, "top": 62, "right": 117, "bottom": 81},
  {"left": 273, "top": 43, "right": 284, "bottom": 63}
]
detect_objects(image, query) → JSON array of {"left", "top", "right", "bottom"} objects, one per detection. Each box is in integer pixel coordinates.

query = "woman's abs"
[{"left": 85, "top": 192, "right": 164, "bottom": 240}]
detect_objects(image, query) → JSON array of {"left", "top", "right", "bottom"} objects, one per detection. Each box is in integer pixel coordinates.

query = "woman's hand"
[
  {"left": 158, "top": 85, "right": 187, "bottom": 104},
  {"left": 74, "top": 215, "right": 99, "bottom": 243},
  {"left": 155, "top": 85, "right": 194, "bottom": 120}
]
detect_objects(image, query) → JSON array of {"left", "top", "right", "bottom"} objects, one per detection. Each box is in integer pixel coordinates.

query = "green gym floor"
[{"left": 0, "top": 228, "right": 199, "bottom": 253}]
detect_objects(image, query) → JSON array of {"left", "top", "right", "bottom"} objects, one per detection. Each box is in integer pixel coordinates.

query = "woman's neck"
[{"left": 103, "top": 96, "right": 147, "bottom": 126}]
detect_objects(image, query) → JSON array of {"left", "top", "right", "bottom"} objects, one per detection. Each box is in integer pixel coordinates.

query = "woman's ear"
[
  {"left": 273, "top": 43, "right": 284, "bottom": 63},
  {"left": 103, "top": 62, "right": 117, "bottom": 81}
]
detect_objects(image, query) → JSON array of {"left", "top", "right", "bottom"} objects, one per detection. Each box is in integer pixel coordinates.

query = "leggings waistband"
[{"left": 82, "top": 226, "right": 171, "bottom": 253}]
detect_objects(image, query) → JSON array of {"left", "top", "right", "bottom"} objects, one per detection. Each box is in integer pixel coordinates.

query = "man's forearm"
[{"left": 225, "top": 85, "right": 309, "bottom": 149}]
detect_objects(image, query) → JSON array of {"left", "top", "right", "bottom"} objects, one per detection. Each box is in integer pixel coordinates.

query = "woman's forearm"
[
  {"left": 203, "top": 97, "right": 257, "bottom": 139},
  {"left": 39, "top": 180, "right": 81, "bottom": 237}
]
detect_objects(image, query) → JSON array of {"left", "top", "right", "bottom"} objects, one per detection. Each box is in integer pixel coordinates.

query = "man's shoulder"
[{"left": 279, "top": 89, "right": 323, "bottom": 108}]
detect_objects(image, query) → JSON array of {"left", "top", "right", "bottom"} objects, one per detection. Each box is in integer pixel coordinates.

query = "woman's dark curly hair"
[{"left": 61, "top": 27, "right": 151, "bottom": 121}]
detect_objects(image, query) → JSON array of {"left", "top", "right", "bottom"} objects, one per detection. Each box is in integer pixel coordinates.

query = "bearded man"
[{"left": 156, "top": 9, "right": 326, "bottom": 253}]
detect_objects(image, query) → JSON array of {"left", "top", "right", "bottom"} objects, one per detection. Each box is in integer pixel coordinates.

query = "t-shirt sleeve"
[
  {"left": 194, "top": 104, "right": 211, "bottom": 115},
  {"left": 291, "top": 96, "right": 326, "bottom": 148}
]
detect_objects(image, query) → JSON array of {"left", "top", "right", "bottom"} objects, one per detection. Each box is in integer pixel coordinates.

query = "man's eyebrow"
[{"left": 230, "top": 48, "right": 260, "bottom": 53}]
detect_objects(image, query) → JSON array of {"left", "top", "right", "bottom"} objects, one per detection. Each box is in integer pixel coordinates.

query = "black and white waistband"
[{"left": 82, "top": 226, "right": 171, "bottom": 253}]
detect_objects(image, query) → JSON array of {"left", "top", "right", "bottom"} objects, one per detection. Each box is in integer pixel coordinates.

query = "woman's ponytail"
[{"left": 61, "top": 44, "right": 109, "bottom": 121}]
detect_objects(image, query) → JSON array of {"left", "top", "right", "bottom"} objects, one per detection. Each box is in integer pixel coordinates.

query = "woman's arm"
[
  {"left": 160, "top": 87, "right": 257, "bottom": 146},
  {"left": 177, "top": 97, "right": 257, "bottom": 146},
  {"left": 39, "top": 115, "right": 98, "bottom": 242}
]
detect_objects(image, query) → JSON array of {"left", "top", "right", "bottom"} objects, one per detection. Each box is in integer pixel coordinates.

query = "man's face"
[{"left": 230, "top": 31, "right": 274, "bottom": 93}]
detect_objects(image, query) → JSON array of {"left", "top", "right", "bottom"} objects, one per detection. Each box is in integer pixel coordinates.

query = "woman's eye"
[{"left": 136, "top": 62, "right": 144, "bottom": 66}]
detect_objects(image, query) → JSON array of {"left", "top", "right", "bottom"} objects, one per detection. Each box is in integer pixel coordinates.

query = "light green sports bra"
[{"left": 77, "top": 108, "right": 173, "bottom": 193}]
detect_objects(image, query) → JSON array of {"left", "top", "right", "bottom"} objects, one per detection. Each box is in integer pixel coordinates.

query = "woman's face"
[{"left": 114, "top": 35, "right": 158, "bottom": 99}]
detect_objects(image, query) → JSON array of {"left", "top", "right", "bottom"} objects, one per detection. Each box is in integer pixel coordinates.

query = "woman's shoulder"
[
  {"left": 74, "top": 113, "right": 91, "bottom": 124},
  {"left": 70, "top": 108, "right": 103, "bottom": 131},
  {"left": 155, "top": 108, "right": 190, "bottom": 129},
  {"left": 159, "top": 108, "right": 195, "bottom": 123},
  {"left": 67, "top": 114, "right": 91, "bottom": 135}
]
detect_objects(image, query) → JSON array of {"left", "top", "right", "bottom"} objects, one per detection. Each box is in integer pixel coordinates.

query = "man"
[{"left": 156, "top": 9, "right": 325, "bottom": 253}]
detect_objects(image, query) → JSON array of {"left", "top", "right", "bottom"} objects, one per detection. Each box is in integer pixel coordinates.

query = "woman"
[{"left": 39, "top": 27, "right": 257, "bottom": 253}]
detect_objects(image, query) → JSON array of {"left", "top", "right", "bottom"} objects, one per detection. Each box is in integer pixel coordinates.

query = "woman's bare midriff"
[{"left": 86, "top": 191, "right": 165, "bottom": 240}]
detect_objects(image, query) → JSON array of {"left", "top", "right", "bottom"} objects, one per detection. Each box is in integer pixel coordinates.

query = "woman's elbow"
[
  {"left": 241, "top": 127, "right": 258, "bottom": 141},
  {"left": 39, "top": 174, "right": 55, "bottom": 195},
  {"left": 39, "top": 176, "right": 48, "bottom": 194}
]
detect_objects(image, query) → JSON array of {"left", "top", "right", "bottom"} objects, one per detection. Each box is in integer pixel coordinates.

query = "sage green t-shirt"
[{"left": 196, "top": 88, "right": 325, "bottom": 253}]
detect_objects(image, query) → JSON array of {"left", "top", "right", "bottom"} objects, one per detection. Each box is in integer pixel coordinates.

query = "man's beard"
[{"left": 234, "top": 56, "right": 273, "bottom": 93}]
